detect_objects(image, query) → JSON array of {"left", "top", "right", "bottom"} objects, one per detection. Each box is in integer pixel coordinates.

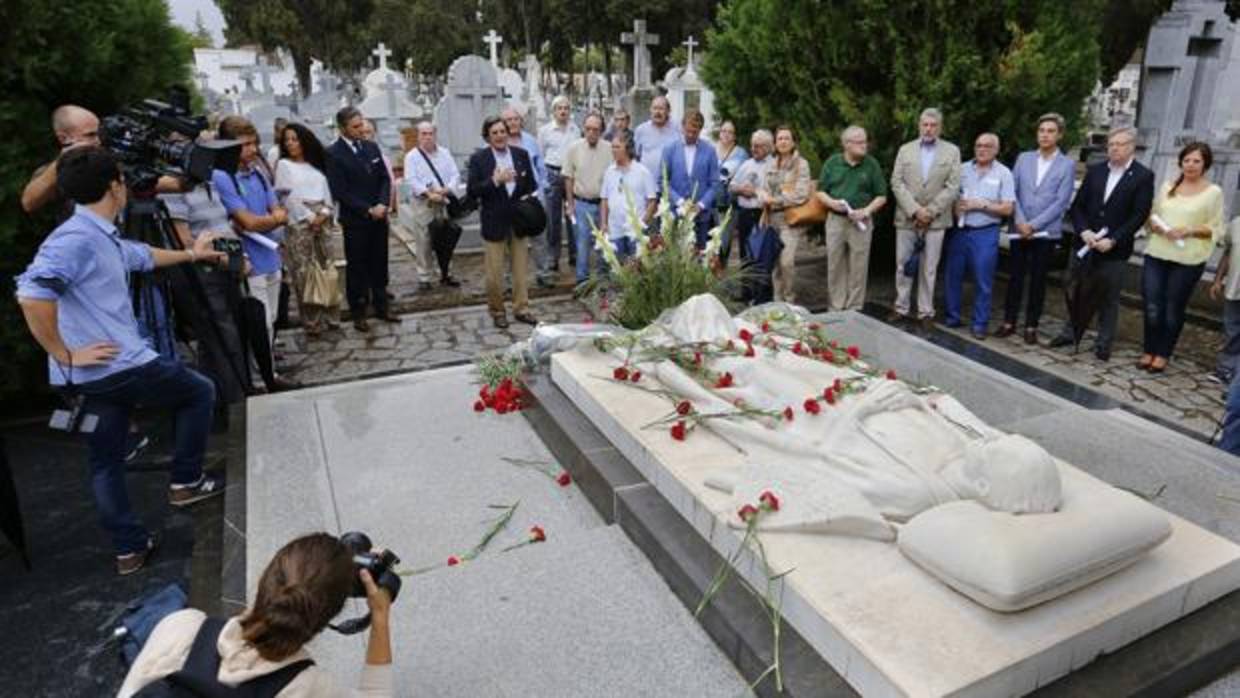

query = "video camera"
[
  {"left": 100, "top": 87, "right": 242, "bottom": 195},
  {"left": 331, "top": 531, "right": 402, "bottom": 635}
]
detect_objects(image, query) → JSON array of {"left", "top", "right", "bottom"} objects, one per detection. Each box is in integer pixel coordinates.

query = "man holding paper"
[
  {"left": 818, "top": 125, "right": 887, "bottom": 312},
  {"left": 943, "top": 133, "right": 1014, "bottom": 339},
  {"left": 1048, "top": 126, "right": 1154, "bottom": 361},
  {"left": 999, "top": 113, "right": 1075, "bottom": 344}
]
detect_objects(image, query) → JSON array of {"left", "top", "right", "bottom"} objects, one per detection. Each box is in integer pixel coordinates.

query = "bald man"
[{"left": 21, "top": 105, "right": 101, "bottom": 219}]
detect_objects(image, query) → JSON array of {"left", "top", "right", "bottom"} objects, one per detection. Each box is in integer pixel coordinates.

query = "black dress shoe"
[
  {"left": 378, "top": 311, "right": 402, "bottom": 323},
  {"left": 919, "top": 317, "right": 935, "bottom": 333},
  {"left": 971, "top": 328, "right": 987, "bottom": 340},
  {"left": 353, "top": 318, "right": 371, "bottom": 333},
  {"left": 440, "top": 276, "right": 461, "bottom": 287},
  {"left": 492, "top": 314, "right": 510, "bottom": 329},
  {"left": 1023, "top": 328, "right": 1038, "bottom": 345},
  {"left": 994, "top": 323, "right": 1016, "bottom": 338},
  {"left": 1094, "top": 347, "right": 1111, "bottom": 362},
  {"left": 1047, "top": 335, "right": 1073, "bottom": 349},
  {"left": 514, "top": 312, "right": 538, "bottom": 325}
]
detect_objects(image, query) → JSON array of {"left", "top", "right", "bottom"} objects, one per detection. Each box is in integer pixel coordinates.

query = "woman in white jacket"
[{"left": 118, "top": 533, "right": 393, "bottom": 697}]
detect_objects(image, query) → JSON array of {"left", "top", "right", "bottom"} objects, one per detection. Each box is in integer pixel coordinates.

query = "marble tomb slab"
[{"left": 549, "top": 316, "right": 1240, "bottom": 698}]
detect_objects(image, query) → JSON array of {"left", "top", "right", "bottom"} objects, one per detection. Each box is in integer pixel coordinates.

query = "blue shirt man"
[
  {"left": 16, "top": 205, "right": 157, "bottom": 385},
  {"left": 213, "top": 168, "right": 282, "bottom": 275}
]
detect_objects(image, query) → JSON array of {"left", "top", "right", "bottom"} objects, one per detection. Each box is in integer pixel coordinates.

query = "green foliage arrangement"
[
  {"left": 586, "top": 185, "right": 738, "bottom": 330},
  {"left": 0, "top": 1, "right": 194, "bottom": 414}
]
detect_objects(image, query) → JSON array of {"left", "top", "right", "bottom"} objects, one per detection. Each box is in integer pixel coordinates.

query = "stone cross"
[
  {"left": 288, "top": 79, "right": 301, "bottom": 100},
  {"left": 381, "top": 71, "right": 404, "bottom": 118},
  {"left": 621, "top": 19, "right": 660, "bottom": 88},
  {"left": 483, "top": 29, "right": 503, "bottom": 68},
  {"left": 682, "top": 35, "right": 699, "bottom": 68},
  {"left": 1183, "top": 23, "right": 1223, "bottom": 129},
  {"left": 372, "top": 42, "right": 392, "bottom": 71},
  {"left": 253, "top": 57, "right": 278, "bottom": 95}
]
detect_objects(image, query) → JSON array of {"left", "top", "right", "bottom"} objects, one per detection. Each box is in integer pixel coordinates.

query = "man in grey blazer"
[
  {"left": 889, "top": 108, "right": 961, "bottom": 331},
  {"left": 998, "top": 113, "right": 1076, "bottom": 344}
]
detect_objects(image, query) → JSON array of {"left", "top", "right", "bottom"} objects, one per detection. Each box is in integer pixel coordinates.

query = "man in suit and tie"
[
  {"left": 662, "top": 109, "right": 720, "bottom": 249},
  {"left": 326, "top": 106, "right": 396, "bottom": 333},
  {"left": 468, "top": 115, "right": 539, "bottom": 329},
  {"left": 889, "top": 108, "right": 962, "bottom": 332},
  {"left": 1049, "top": 126, "right": 1154, "bottom": 361},
  {"left": 998, "top": 113, "right": 1076, "bottom": 344}
]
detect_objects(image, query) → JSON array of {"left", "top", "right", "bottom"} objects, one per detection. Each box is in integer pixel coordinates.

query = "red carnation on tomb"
[
  {"left": 715, "top": 372, "right": 735, "bottom": 388},
  {"left": 530, "top": 525, "right": 546, "bottom": 542},
  {"left": 473, "top": 400, "right": 485, "bottom": 412},
  {"left": 886, "top": 369, "right": 898, "bottom": 380},
  {"left": 676, "top": 400, "right": 693, "bottom": 416},
  {"left": 792, "top": 341, "right": 804, "bottom": 355},
  {"left": 783, "top": 406, "right": 795, "bottom": 421},
  {"left": 630, "top": 370, "right": 642, "bottom": 382},
  {"left": 670, "top": 421, "right": 687, "bottom": 441},
  {"left": 613, "top": 366, "right": 630, "bottom": 381},
  {"left": 557, "top": 472, "right": 572, "bottom": 487},
  {"left": 738, "top": 504, "right": 760, "bottom": 522},
  {"left": 761, "top": 321, "right": 771, "bottom": 332},
  {"left": 759, "top": 490, "right": 781, "bottom": 512},
  {"left": 447, "top": 556, "right": 460, "bottom": 566},
  {"left": 744, "top": 344, "right": 756, "bottom": 358},
  {"left": 738, "top": 328, "right": 753, "bottom": 342},
  {"left": 833, "top": 378, "right": 843, "bottom": 392},
  {"left": 804, "top": 398, "right": 821, "bottom": 415},
  {"left": 823, "top": 388, "right": 836, "bottom": 405},
  {"left": 846, "top": 345, "right": 861, "bottom": 359}
]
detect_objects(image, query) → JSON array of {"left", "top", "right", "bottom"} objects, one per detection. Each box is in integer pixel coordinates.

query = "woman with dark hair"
[
  {"left": 758, "top": 125, "right": 812, "bottom": 304},
  {"left": 1139, "top": 142, "right": 1225, "bottom": 372},
  {"left": 276, "top": 124, "right": 339, "bottom": 336},
  {"left": 119, "top": 532, "right": 393, "bottom": 696}
]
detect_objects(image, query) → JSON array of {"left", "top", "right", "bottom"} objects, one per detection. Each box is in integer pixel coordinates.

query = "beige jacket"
[
  {"left": 118, "top": 609, "right": 393, "bottom": 697},
  {"left": 890, "top": 138, "right": 961, "bottom": 230},
  {"left": 763, "top": 154, "right": 812, "bottom": 230}
]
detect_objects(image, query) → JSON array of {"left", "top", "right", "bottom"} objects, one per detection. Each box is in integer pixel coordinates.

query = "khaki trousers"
[
  {"left": 773, "top": 224, "right": 803, "bottom": 304},
  {"left": 404, "top": 196, "right": 438, "bottom": 284},
  {"left": 894, "top": 228, "right": 945, "bottom": 318},
  {"left": 825, "top": 214, "right": 872, "bottom": 312},
  {"left": 484, "top": 235, "right": 529, "bottom": 317}
]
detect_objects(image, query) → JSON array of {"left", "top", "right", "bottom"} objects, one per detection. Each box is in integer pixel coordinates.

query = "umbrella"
[
  {"left": 429, "top": 218, "right": 463, "bottom": 280},
  {"left": 0, "top": 437, "right": 30, "bottom": 570},
  {"left": 744, "top": 218, "right": 784, "bottom": 304},
  {"left": 1063, "top": 250, "right": 1110, "bottom": 349},
  {"left": 903, "top": 235, "right": 926, "bottom": 278}
]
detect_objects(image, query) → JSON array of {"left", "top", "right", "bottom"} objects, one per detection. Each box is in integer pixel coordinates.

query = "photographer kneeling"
[
  {"left": 15, "top": 146, "right": 226, "bottom": 575},
  {"left": 118, "top": 532, "right": 394, "bottom": 697}
]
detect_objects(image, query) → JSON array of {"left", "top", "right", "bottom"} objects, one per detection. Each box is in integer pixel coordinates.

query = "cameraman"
[
  {"left": 118, "top": 532, "right": 394, "bottom": 696},
  {"left": 20, "top": 105, "right": 101, "bottom": 220},
  {"left": 15, "top": 146, "right": 227, "bottom": 575}
]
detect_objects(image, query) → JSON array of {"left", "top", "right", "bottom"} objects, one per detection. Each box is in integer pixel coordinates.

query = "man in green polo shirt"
[{"left": 817, "top": 125, "right": 888, "bottom": 311}]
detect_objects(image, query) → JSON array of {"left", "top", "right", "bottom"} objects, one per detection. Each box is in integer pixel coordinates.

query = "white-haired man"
[
  {"left": 818, "top": 125, "right": 888, "bottom": 311},
  {"left": 537, "top": 96, "right": 581, "bottom": 275},
  {"left": 403, "top": 121, "right": 466, "bottom": 289}
]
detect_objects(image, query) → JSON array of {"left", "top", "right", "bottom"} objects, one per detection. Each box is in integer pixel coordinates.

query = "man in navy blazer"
[
  {"left": 467, "top": 115, "right": 539, "bottom": 328},
  {"left": 661, "top": 110, "right": 720, "bottom": 249},
  {"left": 999, "top": 113, "right": 1077, "bottom": 344},
  {"left": 326, "top": 106, "right": 395, "bottom": 332},
  {"left": 1049, "top": 126, "right": 1154, "bottom": 360}
]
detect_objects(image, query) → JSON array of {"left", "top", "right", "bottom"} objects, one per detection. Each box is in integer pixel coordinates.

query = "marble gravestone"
[
  {"left": 358, "top": 43, "right": 422, "bottom": 151},
  {"left": 621, "top": 19, "right": 660, "bottom": 124},
  {"left": 664, "top": 39, "right": 716, "bottom": 131},
  {"left": 548, "top": 304, "right": 1240, "bottom": 698},
  {"left": 433, "top": 55, "right": 505, "bottom": 169}
]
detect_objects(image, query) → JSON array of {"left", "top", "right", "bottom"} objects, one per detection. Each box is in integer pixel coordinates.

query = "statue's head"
[{"left": 960, "top": 434, "right": 1062, "bottom": 514}]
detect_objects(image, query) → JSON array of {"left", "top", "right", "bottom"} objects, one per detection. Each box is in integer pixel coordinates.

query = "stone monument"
[
  {"left": 433, "top": 55, "right": 505, "bottom": 168},
  {"left": 663, "top": 36, "right": 716, "bottom": 130},
  {"left": 358, "top": 43, "right": 423, "bottom": 150},
  {"left": 621, "top": 19, "right": 661, "bottom": 124},
  {"left": 483, "top": 29, "right": 504, "bottom": 69},
  {"left": 520, "top": 54, "right": 546, "bottom": 125},
  {"left": 1140, "top": 0, "right": 1240, "bottom": 216}
]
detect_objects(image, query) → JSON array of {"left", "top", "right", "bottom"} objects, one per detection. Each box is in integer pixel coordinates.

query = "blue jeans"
[
  {"left": 1219, "top": 376, "right": 1240, "bottom": 457},
  {"left": 612, "top": 236, "right": 637, "bottom": 265},
  {"left": 1141, "top": 255, "right": 1206, "bottom": 358},
  {"left": 691, "top": 209, "right": 716, "bottom": 250},
  {"left": 943, "top": 224, "right": 999, "bottom": 331},
  {"left": 573, "top": 200, "right": 602, "bottom": 283},
  {"left": 542, "top": 170, "right": 569, "bottom": 271},
  {"left": 1217, "top": 299, "right": 1240, "bottom": 382},
  {"left": 76, "top": 357, "right": 216, "bottom": 555}
]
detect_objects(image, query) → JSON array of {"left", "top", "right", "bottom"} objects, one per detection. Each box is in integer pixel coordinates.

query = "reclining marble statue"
[{"left": 537, "top": 294, "right": 1172, "bottom": 611}]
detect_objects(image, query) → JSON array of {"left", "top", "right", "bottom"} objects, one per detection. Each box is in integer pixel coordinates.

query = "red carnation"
[
  {"left": 630, "top": 370, "right": 642, "bottom": 382},
  {"left": 738, "top": 328, "right": 753, "bottom": 342},
  {"left": 783, "top": 406, "right": 795, "bottom": 421},
  {"left": 886, "top": 369, "right": 898, "bottom": 380},
  {"left": 693, "top": 352, "right": 703, "bottom": 365},
  {"left": 804, "top": 398, "right": 821, "bottom": 415},
  {"left": 846, "top": 345, "right": 860, "bottom": 359},
  {"left": 761, "top": 321, "right": 771, "bottom": 332},
  {"left": 744, "top": 344, "right": 756, "bottom": 358},
  {"left": 473, "top": 400, "right": 486, "bottom": 412},
  {"left": 824, "top": 388, "right": 836, "bottom": 405},
  {"left": 499, "top": 377, "right": 513, "bottom": 392},
  {"left": 759, "top": 490, "right": 781, "bottom": 512},
  {"left": 676, "top": 400, "right": 693, "bottom": 416},
  {"left": 530, "top": 525, "right": 546, "bottom": 542},
  {"left": 495, "top": 403, "right": 509, "bottom": 415},
  {"left": 715, "top": 372, "right": 734, "bottom": 388},
  {"left": 670, "top": 421, "right": 687, "bottom": 441},
  {"left": 792, "top": 341, "right": 804, "bottom": 355},
  {"left": 613, "top": 366, "right": 630, "bottom": 381},
  {"left": 833, "top": 378, "right": 843, "bottom": 392},
  {"left": 823, "top": 350, "right": 835, "bottom": 362},
  {"left": 479, "top": 386, "right": 490, "bottom": 399},
  {"left": 557, "top": 472, "right": 572, "bottom": 487},
  {"left": 738, "top": 504, "right": 760, "bottom": 522},
  {"left": 809, "top": 323, "right": 821, "bottom": 331},
  {"left": 447, "top": 556, "right": 460, "bottom": 566}
]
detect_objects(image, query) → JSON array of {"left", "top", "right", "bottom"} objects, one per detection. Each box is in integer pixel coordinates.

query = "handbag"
[
  {"left": 418, "top": 148, "right": 476, "bottom": 219},
  {"left": 784, "top": 193, "right": 828, "bottom": 227},
  {"left": 512, "top": 195, "right": 547, "bottom": 238},
  {"left": 302, "top": 231, "right": 342, "bottom": 309}
]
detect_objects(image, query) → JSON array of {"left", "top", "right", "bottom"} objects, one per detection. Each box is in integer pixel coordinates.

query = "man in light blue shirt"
[
  {"left": 15, "top": 147, "right": 227, "bottom": 574},
  {"left": 943, "top": 132, "right": 1015, "bottom": 338}
]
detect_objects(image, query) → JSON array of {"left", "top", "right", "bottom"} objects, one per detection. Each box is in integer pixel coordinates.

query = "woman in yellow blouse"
[
  {"left": 758, "top": 125, "right": 812, "bottom": 304},
  {"left": 1140, "top": 142, "right": 1225, "bottom": 372}
]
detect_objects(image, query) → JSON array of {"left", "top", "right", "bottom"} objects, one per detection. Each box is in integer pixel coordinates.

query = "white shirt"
[
  {"left": 538, "top": 121, "right": 581, "bottom": 167},
  {"left": 919, "top": 140, "right": 938, "bottom": 181},
  {"left": 633, "top": 120, "right": 682, "bottom": 181},
  {"left": 731, "top": 156, "right": 770, "bottom": 209},
  {"left": 683, "top": 142, "right": 698, "bottom": 174},
  {"left": 403, "top": 145, "right": 464, "bottom": 199},
  {"left": 274, "top": 159, "right": 333, "bottom": 223},
  {"left": 492, "top": 147, "right": 516, "bottom": 195},
  {"left": 1035, "top": 152, "right": 1055, "bottom": 187},
  {"left": 1104, "top": 158, "right": 1133, "bottom": 202},
  {"left": 602, "top": 162, "right": 657, "bottom": 240}
]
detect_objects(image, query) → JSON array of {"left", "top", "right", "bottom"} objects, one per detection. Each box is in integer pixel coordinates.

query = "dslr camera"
[{"left": 331, "top": 531, "right": 402, "bottom": 635}]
